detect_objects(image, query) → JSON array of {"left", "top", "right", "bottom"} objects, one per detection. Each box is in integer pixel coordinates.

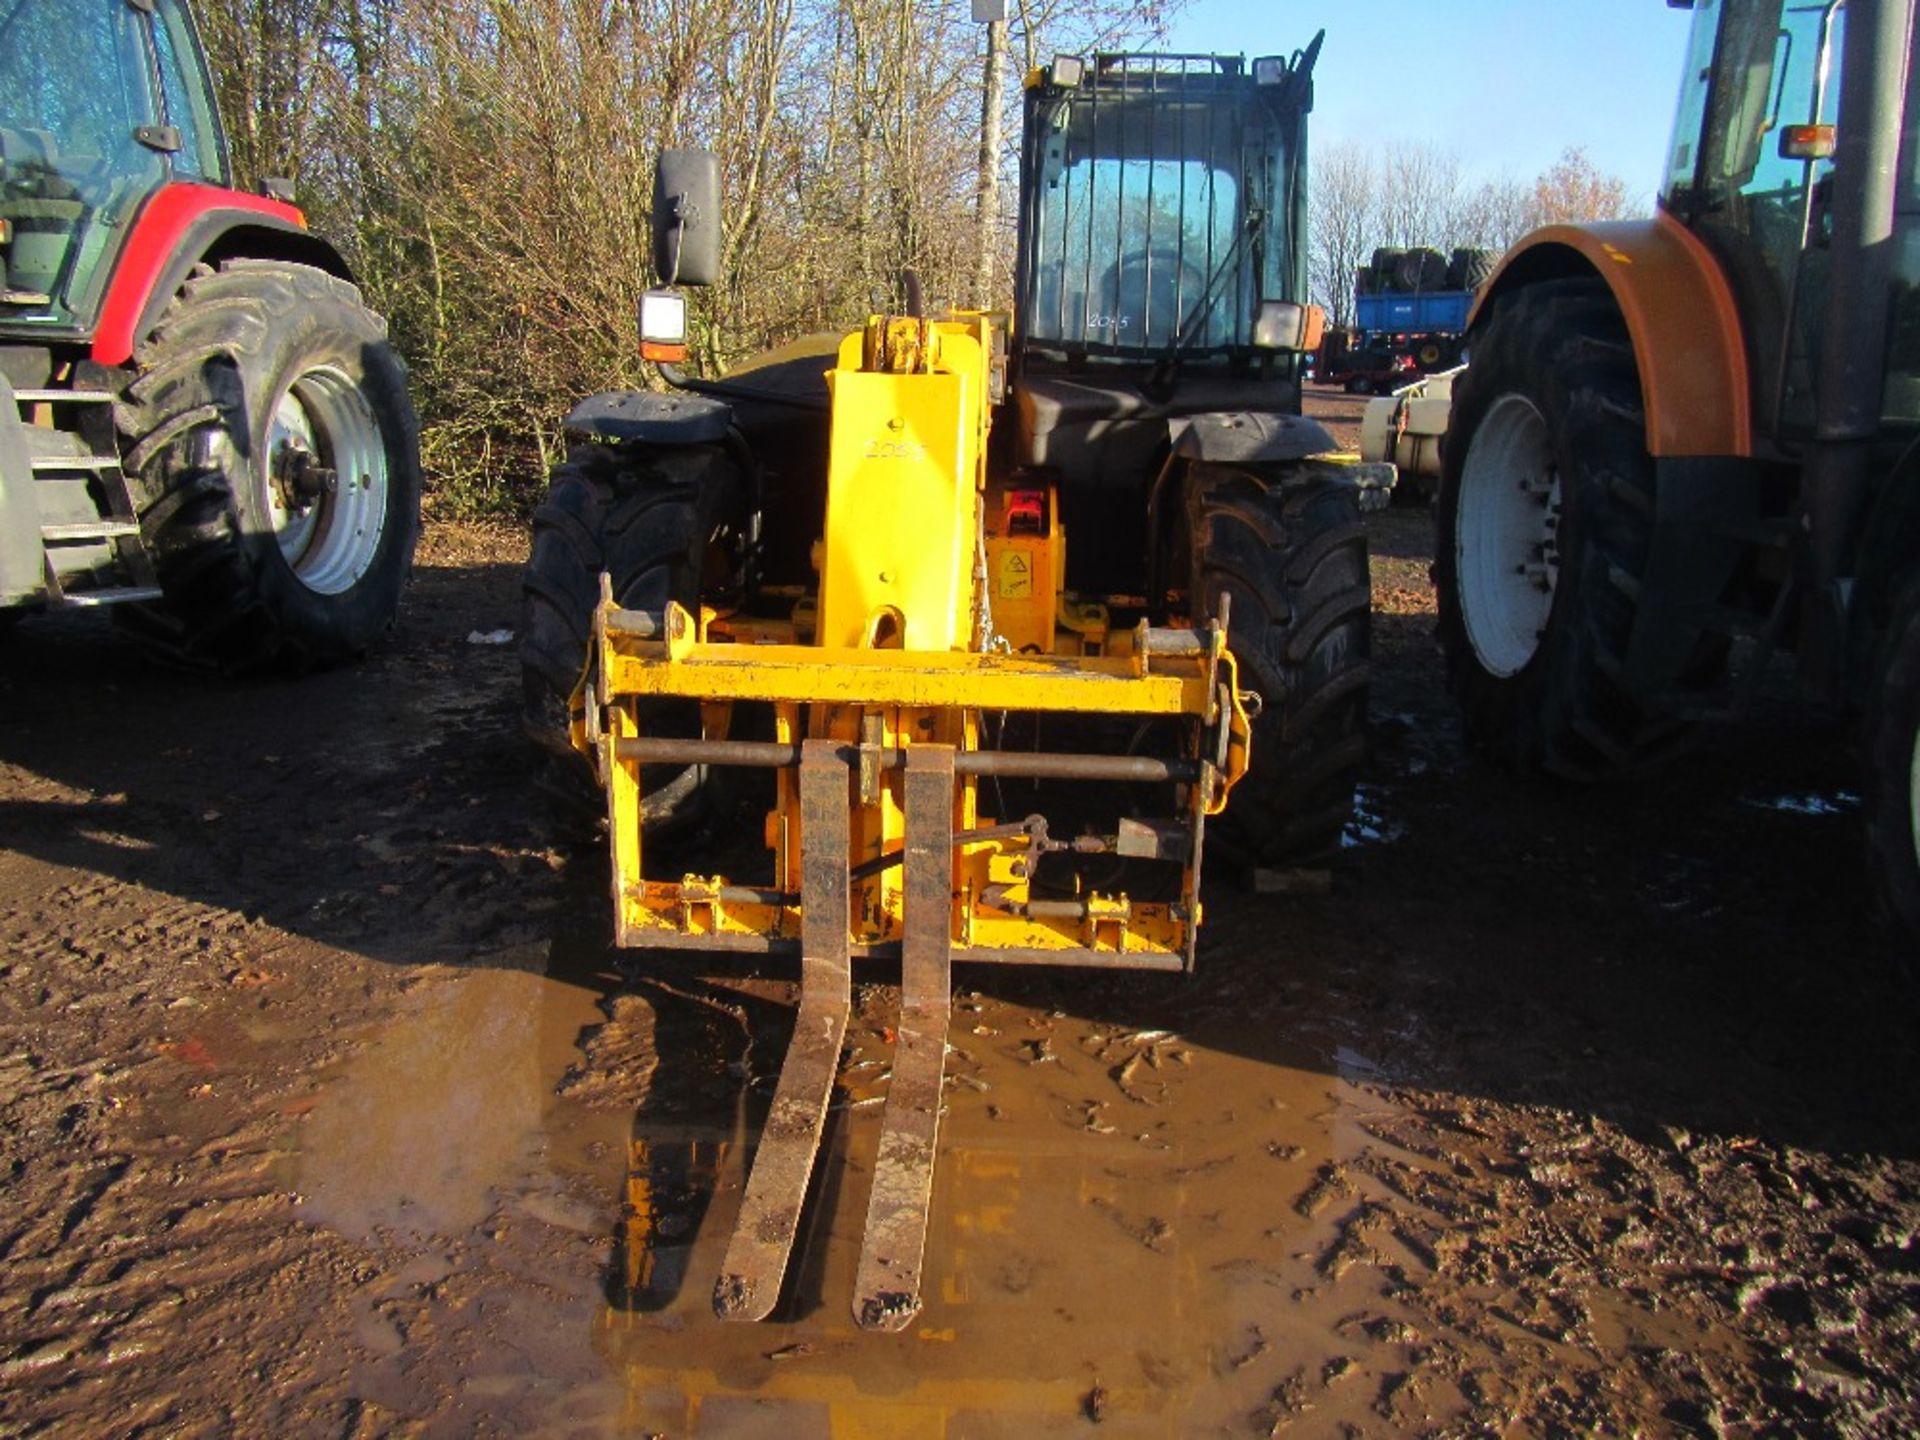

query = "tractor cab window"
[
  {"left": 1694, "top": 2, "right": 1843, "bottom": 207},
  {"left": 1019, "top": 68, "right": 1288, "bottom": 360},
  {"left": 0, "top": 0, "right": 167, "bottom": 325},
  {"left": 1032, "top": 149, "right": 1244, "bottom": 351},
  {"left": 152, "top": 1, "right": 227, "bottom": 185}
]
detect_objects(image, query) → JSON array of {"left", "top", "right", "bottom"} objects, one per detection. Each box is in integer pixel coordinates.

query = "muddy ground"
[{"left": 2, "top": 393, "right": 1919, "bottom": 1437}]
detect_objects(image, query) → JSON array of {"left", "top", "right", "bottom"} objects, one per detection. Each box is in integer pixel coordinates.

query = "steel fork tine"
[
  {"left": 712, "top": 740, "right": 851, "bottom": 1321},
  {"left": 852, "top": 745, "right": 956, "bottom": 1331}
]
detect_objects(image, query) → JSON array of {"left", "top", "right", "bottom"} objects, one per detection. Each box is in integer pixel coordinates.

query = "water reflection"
[
  {"left": 297, "top": 953, "right": 596, "bottom": 1242},
  {"left": 592, "top": 983, "right": 1371, "bottom": 1437},
  {"left": 616, "top": 1128, "right": 731, "bottom": 1311},
  {"left": 293, "top": 941, "right": 1384, "bottom": 1436}
]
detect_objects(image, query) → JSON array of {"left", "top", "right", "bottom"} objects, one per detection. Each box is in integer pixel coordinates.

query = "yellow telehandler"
[{"left": 521, "top": 43, "right": 1372, "bottom": 1329}]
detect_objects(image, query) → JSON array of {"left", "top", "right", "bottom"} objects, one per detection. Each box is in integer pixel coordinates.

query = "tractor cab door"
[
  {"left": 1666, "top": 0, "right": 1920, "bottom": 443},
  {"left": 0, "top": 0, "right": 223, "bottom": 335},
  {"left": 1665, "top": 0, "right": 1850, "bottom": 441}
]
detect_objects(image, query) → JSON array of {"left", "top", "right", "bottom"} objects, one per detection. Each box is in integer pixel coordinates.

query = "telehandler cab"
[{"left": 522, "top": 43, "right": 1372, "bottom": 1328}]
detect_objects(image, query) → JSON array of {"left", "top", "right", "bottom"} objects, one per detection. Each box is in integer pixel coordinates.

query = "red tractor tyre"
[{"left": 116, "top": 259, "right": 421, "bottom": 671}]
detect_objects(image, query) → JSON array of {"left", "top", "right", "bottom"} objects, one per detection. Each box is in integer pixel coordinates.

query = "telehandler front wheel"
[
  {"left": 1185, "top": 461, "right": 1372, "bottom": 867},
  {"left": 520, "top": 442, "right": 745, "bottom": 834}
]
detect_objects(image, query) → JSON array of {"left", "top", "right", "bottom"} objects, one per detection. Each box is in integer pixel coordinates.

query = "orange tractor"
[{"left": 1436, "top": 0, "right": 1920, "bottom": 958}]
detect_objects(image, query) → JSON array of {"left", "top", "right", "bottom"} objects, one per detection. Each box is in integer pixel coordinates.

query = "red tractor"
[{"left": 0, "top": 0, "right": 419, "bottom": 668}]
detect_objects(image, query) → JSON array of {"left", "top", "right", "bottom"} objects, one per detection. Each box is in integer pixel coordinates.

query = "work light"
[
  {"left": 639, "top": 288, "right": 688, "bottom": 363},
  {"left": 1252, "top": 299, "right": 1325, "bottom": 352}
]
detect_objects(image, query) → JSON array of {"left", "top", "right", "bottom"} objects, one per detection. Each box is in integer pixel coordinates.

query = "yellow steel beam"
[
  {"left": 618, "top": 889, "right": 1190, "bottom": 962},
  {"left": 819, "top": 325, "right": 984, "bottom": 651},
  {"left": 603, "top": 641, "right": 1206, "bottom": 715}
]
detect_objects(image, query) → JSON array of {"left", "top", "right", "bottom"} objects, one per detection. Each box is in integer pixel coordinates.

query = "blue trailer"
[
  {"left": 1350, "top": 286, "right": 1474, "bottom": 373},
  {"left": 1317, "top": 248, "right": 1494, "bottom": 391},
  {"left": 1355, "top": 289, "right": 1475, "bottom": 336}
]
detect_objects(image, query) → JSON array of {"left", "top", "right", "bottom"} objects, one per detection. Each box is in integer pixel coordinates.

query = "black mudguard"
[
  {"left": 564, "top": 391, "right": 733, "bottom": 447},
  {"left": 1168, "top": 410, "right": 1338, "bottom": 465}
]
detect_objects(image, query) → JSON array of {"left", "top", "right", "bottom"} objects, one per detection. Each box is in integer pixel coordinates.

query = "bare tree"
[
  {"left": 1302, "top": 138, "right": 1639, "bottom": 328},
  {"left": 195, "top": 0, "right": 337, "bottom": 187},
  {"left": 1308, "top": 141, "right": 1375, "bottom": 327},
  {"left": 183, "top": 0, "right": 1289, "bottom": 513},
  {"left": 1374, "top": 142, "right": 1464, "bottom": 250},
  {"left": 973, "top": 15, "right": 1009, "bottom": 308},
  {"left": 1451, "top": 174, "right": 1537, "bottom": 252}
]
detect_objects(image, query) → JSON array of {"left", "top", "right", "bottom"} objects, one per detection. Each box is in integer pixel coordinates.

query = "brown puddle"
[
  {"left": 294, "top": 947, "right": 1425, "bottom": 1436},
  {"left": 594, "top": 990, "right": 1412, "bottom": 1436},
  {"left": 296, "top": 949, "right": 616, "bottom": 1243}
]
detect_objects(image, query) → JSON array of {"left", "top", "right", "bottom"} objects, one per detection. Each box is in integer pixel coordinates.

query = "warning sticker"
[{"left": 996, "top": 549, "right": 1033, "bottom": 598}]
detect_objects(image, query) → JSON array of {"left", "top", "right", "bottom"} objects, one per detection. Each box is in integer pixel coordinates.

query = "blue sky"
[{"left": 1163, "top": 1, "right": 1698, "bottom": 196}]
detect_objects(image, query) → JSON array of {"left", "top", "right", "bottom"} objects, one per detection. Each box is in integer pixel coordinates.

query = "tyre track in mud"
[
  {"left": 0, "top": 507, "right": 1914, "bottom": 1435},
  {"left": 0, "top": 527, "right": 585, "bottom": 1435}
]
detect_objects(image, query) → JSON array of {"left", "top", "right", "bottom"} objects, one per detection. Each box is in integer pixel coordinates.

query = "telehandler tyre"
[
  {"left": 1435, "top": 278, "right": 1717, "bottom": 778},
  {"left": 1185, "top": 461, "right": 1371, "bottom": 866},
  {"left": 520, "top": 441, "right": 744, "bottom": 832},
  {"left": 117, "top": 260, "right": 421, "bottom": 671}
]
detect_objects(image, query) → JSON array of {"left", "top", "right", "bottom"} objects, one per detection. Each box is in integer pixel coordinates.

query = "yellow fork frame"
[{"left": 580, "top": 589, "right": 1250, "bottom": 973}]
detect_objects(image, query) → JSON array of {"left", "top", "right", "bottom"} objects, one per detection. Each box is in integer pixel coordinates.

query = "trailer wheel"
[
  {"left": 1185, "top": 461, "right": 1371, "bottom": 866},
  {"left": 1866, "top": 572, "right": 1920, "bottom": 977},
  {"left": 117, "top": 260, "right": 421, "bottom": 670},
  {"left": 520, "top": 441, "right": 744, "bottom": 833},
  {"left": 1435, "top": 278, "right": 1715, "bottom": 777}
]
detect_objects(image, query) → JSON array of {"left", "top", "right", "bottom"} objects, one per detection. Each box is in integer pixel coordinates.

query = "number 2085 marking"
[{"left": 866, "top": 438, "right": 925, "bottom": 460}]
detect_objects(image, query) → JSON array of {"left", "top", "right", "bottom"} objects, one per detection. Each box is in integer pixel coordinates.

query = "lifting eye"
[{"left": 866, "top": 607, "right": 905, "bottom": 649}]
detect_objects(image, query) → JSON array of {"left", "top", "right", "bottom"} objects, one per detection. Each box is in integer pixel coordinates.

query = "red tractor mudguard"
[{"left": 90, "top": 182, "right": 346, "bottom": 366}]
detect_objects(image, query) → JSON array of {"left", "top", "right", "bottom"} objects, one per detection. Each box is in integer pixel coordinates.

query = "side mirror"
[{"left": 653, "top": 149, "right": 722, "bottom": 287}]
